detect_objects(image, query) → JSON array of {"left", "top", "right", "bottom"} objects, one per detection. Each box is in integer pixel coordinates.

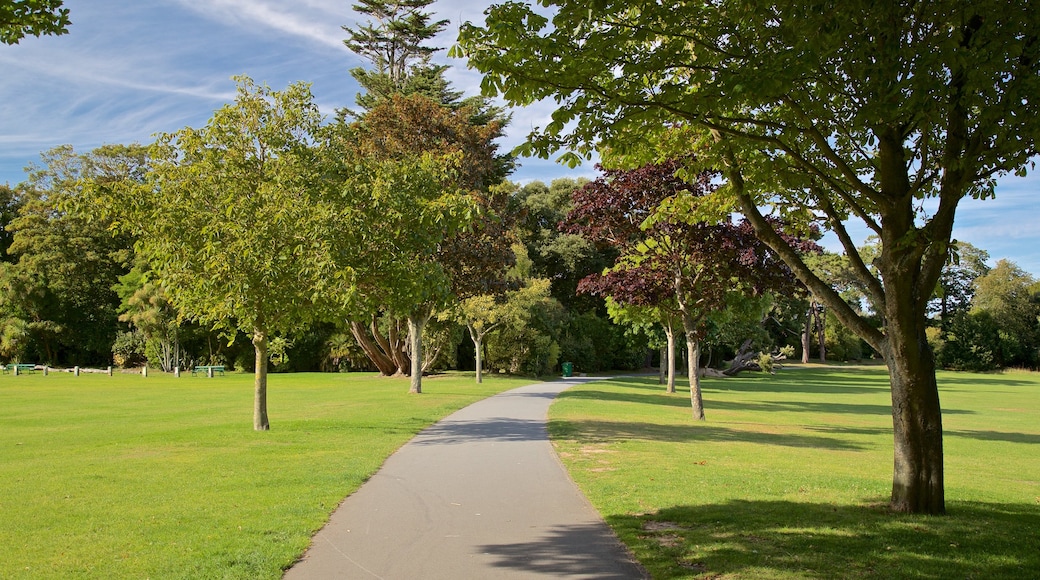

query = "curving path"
[{"left": 283, "top": 378, "right": 647, "bottom": 579}]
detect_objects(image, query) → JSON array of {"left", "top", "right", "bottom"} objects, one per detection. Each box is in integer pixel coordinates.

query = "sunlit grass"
[
  {"left": 0, "top": 370, "right": 535, "bottom": 579},
  {"left": 549, "top": 367, "right": 1040, "bottom": 579}
]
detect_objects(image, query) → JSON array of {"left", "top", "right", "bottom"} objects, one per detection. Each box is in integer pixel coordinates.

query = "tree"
[
  {"left": 969, "top": 259, "right": 1040, "bottom": 367},
  {"left": 343, "top": 0, "right": 448, "bottom": 102},
  {"left": 457, "top": 0, "right": 1040, "bottom": 514},
  {"left": 339, "top": 93, "right": 504, "bottom": 392},
  {"left": 112, "top": 266, "right": 182, "bottom": 372},
  {"left": 930, "top": 242, "right": 991, "bottom": 334},
  {"left": 1, "top": 0, "right": 69, "bottom": 44},
  {"left": 96, "top": 78, "right": 351, "bottom": 431},
  {"left": 566, "top": 161, "right": 804, "bottom": 419},
  {"left": 0, "top": 145, "right": 138, "bottom": 365}
]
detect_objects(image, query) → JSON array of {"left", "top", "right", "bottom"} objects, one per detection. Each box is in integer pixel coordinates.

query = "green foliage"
[
  {"left": 0, "top": 0, "right": 70, "bottom": 44},
  {"left": 935, "top": 310, "right": 1002, "bottom": 372},
  {"left": 931, "top": 258, "right": 1040, "bottom": 370},
  {"left": 0, "top": 145, "right": 139, "bottom": 365},
  {"left": 111, "top": 329, "right": 146, "bottom": 368},
  {"left": 485, "top": 277, "right": 564, "bottom": 376}
]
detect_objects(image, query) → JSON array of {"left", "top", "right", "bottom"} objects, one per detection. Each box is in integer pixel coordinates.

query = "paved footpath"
[{"left": 283, "top": 378, "right": 648, "bottom": 579}]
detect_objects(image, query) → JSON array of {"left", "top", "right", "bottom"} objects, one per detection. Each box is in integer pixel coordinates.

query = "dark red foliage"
[{"left": 564, "top": 160, "right": 816, "bottom": 313}]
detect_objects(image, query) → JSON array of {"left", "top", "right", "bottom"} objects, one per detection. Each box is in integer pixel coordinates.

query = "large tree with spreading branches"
[{"left": 456, "top": 0, "right": 1040, "bottom": 513}]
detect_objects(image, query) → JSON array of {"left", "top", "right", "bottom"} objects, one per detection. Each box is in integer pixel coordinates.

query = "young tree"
[
  {"left": 97, "top": 78, "right": 353, "bottom": 430},
  {"left": 457, "top": 0, "right": 1040, "bottom": 514}
]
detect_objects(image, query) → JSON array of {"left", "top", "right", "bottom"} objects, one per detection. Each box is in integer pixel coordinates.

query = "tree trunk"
[
  {"left": 882, "top": 276, "right": 945, "bottom": 514},
  {"left": 252, "top": 327, "right": 270, "bottom": 431},
  {"left": 407, "top": 313, "right": 427, "bottom": 394},
  {"left": 386, "top": 318, "right": 411, "bottom": 376},
  {"left": 658, "top": 345, "right": 666, "bottom": 385},
  {"left": 350, "top": 321, "right": 398, "bottom": 375},
  {"left": 664, "top": 321, "right": 676, "bottom": 394},
  {"left": 469, "top": 324, "right": 485, "bottom": 384},
  {"left": 686, "top": 336, "right": 704, "bottom": 420},
  {"left": 801, "top": 307, "right": 812, "bottom": 364},
  {"left": 815, "top": 302, "right": 826, "bottom": 363}
]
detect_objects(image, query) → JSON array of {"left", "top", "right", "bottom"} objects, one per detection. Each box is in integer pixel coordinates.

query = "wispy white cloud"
[{"left": 172, "top": 0, "right": 352, "bottom": 52}]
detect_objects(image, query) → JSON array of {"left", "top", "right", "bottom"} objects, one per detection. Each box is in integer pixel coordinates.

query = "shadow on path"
[{"left": 477, "top": 523, "right": 645, "bottom": 579}]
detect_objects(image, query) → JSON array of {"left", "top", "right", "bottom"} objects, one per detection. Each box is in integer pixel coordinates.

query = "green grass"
[
  {"left": 548, "top": 366, "right": 1040, "bottom": 579},
  {"left": 0, "top": 370, "right": 536, "bottom": 579}
]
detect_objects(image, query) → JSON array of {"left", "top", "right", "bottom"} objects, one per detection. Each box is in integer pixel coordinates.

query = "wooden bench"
[
  {"left": 3, "top": 363, "right": 36, "bottom": 375},
  {"left": 192, "top": 365, "right": 225, "bottom": 377}
]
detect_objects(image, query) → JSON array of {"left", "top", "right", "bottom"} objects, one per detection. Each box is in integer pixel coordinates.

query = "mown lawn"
[
  {"left": 549, "top": 365, "right": 1040, "bottom": 579},
  {"left": 0, "top": 370, "right": 536, "bottom": 579}
]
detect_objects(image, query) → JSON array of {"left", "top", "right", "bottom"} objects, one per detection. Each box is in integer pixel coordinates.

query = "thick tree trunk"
[
  {"left": 252, "top": 327, "right": 270, "bottom": 431},
  {"left": 350, "top": 321, "right": 398, "bottom": 375},
  {"left": 385, "top": 318, "right": 411, "bottom": 375},
  {"left": 407, "top": 314, "right": 427, "bottom": 394},
  {"left": 882, "top": 270, "right": 945, "bottom": 514},
  {"left": 664, "top": 321, "right": 676, "bottom": 394}
]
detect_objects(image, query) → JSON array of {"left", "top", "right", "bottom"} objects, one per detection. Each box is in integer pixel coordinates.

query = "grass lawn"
[
  {"left": 549, "top": 365, "right": 1040, "bottom": 579},
  {"left": 0, "top": 370, "right": 536, "bottom": 579}
]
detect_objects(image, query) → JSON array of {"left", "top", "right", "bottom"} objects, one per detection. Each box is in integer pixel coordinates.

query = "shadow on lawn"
[
  {"left": 557, "top": 389, "right": 975, "bottom": 417},
  {"left": 608, "top": 372, "right": 892, "bottom": 395},
  {"left": 609, "top": 499, "right": 1040, "bottom": 579},
  {"left": 550, "top": 418, "right": 867, "bottom": 450}
]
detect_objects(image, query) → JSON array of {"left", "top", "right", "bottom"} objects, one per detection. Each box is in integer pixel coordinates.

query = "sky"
[{"left": 2, "top": 0, "right": 1038, "bottom": 274}]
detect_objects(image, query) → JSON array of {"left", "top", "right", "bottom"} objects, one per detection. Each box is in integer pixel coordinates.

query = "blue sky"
[{"left": 2, "top": 0, "right": 1037, "bottom": 274}]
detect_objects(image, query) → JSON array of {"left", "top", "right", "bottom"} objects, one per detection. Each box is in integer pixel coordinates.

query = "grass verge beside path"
[
  {"left": 0, "top": 371, "right": 534, "bottom": 579},
  {"left": 549, "top": 367, "right": 1040, "bottom": 579}
]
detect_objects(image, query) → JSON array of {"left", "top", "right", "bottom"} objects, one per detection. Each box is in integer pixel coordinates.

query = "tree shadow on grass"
[
  {"left": 549, "top": 419, "right": 868, "bottom": 451},
  {"left": 607, "top": 372, "right": 892, "bottom": 396},
  {"left": 608, "top": 499, "right": 1040, "bottom": 579},
  {"left": 557, "top": 389, "right": 976, "bottom": 417}
]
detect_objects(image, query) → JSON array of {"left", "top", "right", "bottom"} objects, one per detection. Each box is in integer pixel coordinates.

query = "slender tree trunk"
[
  {"left": 658, "top": 345, "right": 666, "bottom": 385},
  {"left": 468, "top": 324, "right": 485, "bottom": 384},
  {"left": 664, "top": 321, "right": 676, "bottom": 394},
  {"left": 687, "top": 336, "right": 704, "bottom": 420},
  {"left": 252, "top": 327, "right": 270, "bottom": 431},
  {"left": 815, "top": 303, "right": 826, "bottom": 363},
  {"left": 802, "top": 307, "right": 812, "bottom": 364},
  {"left": 407, "top": 313, "right": 427, "bottom": 394}
]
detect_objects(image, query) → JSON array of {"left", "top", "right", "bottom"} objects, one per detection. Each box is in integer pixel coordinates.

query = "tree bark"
[
  {"left": 802, "top": 304, "right": 813, "bottom": 363},
  {"left": 407, "top": 313, "right": 427, "bottom": 394},
  {"left": 252, "top": 327, "right": 270, "bottom": 431},
  {"left": 350, "top": 321, "right": 398, "bottom": 376},
  {"left": 386, "top": 318, "right": 411, "bottom": 376},
  {"left": 468, "top": 324, "right": 485, "bottom": 384},
  {"left": 664, "top": 320, "right": 676, "bottom": 393},
  {"left": 687, "top": 336, "right": 704, "bottom": 420},
  {"left": 816, "top": 302, "right": 826, "bottom": 363}
]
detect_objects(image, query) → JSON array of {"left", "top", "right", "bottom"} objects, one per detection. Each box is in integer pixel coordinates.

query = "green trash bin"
[{"left": 562, "top": 362, "right": 573, "bottom": 377}]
